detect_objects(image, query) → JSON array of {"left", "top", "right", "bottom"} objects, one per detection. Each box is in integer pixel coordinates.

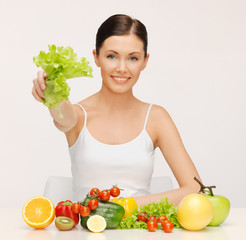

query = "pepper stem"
[{"left": 193, "top": 176, "right": 216, "bottom": 196}]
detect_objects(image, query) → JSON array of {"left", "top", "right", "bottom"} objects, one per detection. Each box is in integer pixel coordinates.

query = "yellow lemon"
[{"left": 87, "top": 215, "right": 107, "bottom": 233}]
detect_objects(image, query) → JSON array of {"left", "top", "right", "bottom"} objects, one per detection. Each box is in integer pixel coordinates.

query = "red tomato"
[
  {"left": 148, "top": 216, "right": 157, "bottom": 222},
  {"left": 80, "top": 206, "right": 90, "bottom": 217},
  {"left": 100, "top": 190, "right": 111, "bottom": 201},
  {"left": 87, "top": 199, "right": 99, "bottom": 210},
  {"left": 138, "top": 212, "right": 149, "bottom": 222},
  {"left": 162, "top": 220, "right": 174, "bottom": 233},
  {"left": 157, "top": 215, "right": 168, "bottom": 223},
  {"left": 110, "top": 186, "right": 121, "bottom": 197},
  {"left": 90, "top": 188, "right": 101, "bottom": 198},
  {"left": 147, "top": 220, "right": 158, "bottom": 232},
  {"left": 71, "top": 203, "right": 81, "bottom": 214}
]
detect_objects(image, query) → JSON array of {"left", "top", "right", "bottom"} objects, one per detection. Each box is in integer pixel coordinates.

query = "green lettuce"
[
  {"left": 33, "top": 44, "right": 93, "bottom": 110},
  {"left": 118, "top": 197, "right": 181, "bottom": 230}
]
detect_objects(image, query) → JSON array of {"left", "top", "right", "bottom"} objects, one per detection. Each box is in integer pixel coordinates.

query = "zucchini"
[{"left": 80, "top": 196, "right": 125, "bottom": 229}]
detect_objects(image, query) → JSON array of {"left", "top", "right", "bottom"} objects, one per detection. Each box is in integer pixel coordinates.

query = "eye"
[
  {"left": 130, "top": 56, "right": 138, "bottom": 61},
  {"left": 107, "top": 55, "right": 115, "bottom": 59}
]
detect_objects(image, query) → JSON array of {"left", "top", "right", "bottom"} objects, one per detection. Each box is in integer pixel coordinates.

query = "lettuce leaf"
[
  {"left": 118, "top": 197, "right": 181, "bottom": 229},
  {"left": 33, "top": 45, "right": 93, "bottom": 109}
]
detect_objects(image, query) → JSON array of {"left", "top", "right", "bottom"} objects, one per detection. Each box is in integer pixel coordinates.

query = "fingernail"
[{"left": 41, "top": 84, "right": 46, "bottom": 90}]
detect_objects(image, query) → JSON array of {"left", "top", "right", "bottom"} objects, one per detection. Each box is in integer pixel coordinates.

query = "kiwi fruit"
[{"left": 55, "top": 216, "right": 75, "bottom": 231}]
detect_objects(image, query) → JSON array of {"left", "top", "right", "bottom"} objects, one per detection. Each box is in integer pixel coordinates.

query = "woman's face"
[{"left": 93, "top": 34, "right": 149, "bottom": 94}]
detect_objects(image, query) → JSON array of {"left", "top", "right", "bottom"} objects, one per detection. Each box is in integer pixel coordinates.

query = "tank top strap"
[
  {"left": 76, "top": 103, "right": 87, "bottom": 127},
  {"left": 143, "top": 104, "right": 152, "bottom": 130}
]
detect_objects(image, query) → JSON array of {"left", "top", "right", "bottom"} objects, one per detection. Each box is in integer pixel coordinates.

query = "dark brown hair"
[{"left": 95, "top": 14, "right": 148, "bottom": 57}]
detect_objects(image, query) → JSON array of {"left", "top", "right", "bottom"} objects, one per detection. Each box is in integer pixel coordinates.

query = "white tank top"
[{"left": 69, "top": 103, "right": 155, "bottom": 201}]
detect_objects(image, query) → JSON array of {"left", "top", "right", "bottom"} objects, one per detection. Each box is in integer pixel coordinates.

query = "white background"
[{"left": 0, "top": 0, "right": 245, "bottom": 207}]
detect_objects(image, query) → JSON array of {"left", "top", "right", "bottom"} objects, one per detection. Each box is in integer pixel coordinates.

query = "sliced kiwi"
[{"left": 55, "top": 216, "right": 75, "bottom": 231}]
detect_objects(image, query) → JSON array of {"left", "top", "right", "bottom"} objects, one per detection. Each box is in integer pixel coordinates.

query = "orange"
[{"left": 22, "top": 196, "right": 55, "bottom": 229}]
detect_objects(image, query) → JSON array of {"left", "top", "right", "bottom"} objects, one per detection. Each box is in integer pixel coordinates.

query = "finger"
[
  {"left": 37, "top": 70, "right": 47, "bottom": 90},
  {"left": 33, "top": 78, "right": 45, "bottom": 98},
  {"left": 32, "top": 87, "right": 43, "bottom": 102}
]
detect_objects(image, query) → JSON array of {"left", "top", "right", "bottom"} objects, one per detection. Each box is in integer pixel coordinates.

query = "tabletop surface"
[{"left": 0, "top": 208, "right": 245, "bottom": 239}]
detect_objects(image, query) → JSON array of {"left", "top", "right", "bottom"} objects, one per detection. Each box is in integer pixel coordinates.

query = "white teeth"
[{"left": 114, "top": 77, "right": 128, "bottom": 81}]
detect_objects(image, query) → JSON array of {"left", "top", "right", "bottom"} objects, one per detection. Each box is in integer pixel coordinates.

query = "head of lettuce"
[{"left": 33, "top": 45, "right": 93, "bottom": 110}]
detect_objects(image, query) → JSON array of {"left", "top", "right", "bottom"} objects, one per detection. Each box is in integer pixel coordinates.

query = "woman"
[{"left": 32, "top": 14, "right": 201, "bottom": 206}]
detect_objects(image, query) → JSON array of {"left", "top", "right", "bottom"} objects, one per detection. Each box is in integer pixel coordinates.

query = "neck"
[{"left": 96, "top": 85, "right": 136, "bottom": 111}]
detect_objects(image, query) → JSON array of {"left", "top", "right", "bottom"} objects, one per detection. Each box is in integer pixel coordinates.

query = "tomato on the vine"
[
  {"left": 71, "top": 203, "right": 81, "bottom": 214},
  {"left": 110, "top": 186, "right": 121, "bottom": 197},
  {"left": 87, "top": 199, "right": 99, "bottom": 210},
  {"left": 147, "top": 220, "right": 158, "bottom": 232},
  {"left": 138, "top": 212, "right": 148, "bottom": 222},
  {"left": 90, "top": 188, "right": 100, "bottom": 198},
  {"left": 161, "top": 220, "right": 174, "bottom": 233},
  {"left": 100, "top": 190, "right": 111, "bottom": 201},
  {"left": 157, "top": 215, "right": 168, "bottom": 223},
  {"left": 148, "top": 216, "right": 157, "bottom": 222},
  {"left": 79, "top": 206, "right": 90, "bottom": 217}
]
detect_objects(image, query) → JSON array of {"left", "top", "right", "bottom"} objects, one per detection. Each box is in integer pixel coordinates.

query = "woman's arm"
[
  {"left": 134, "top": 105, "right": 202, "bottom": 206},
  {"left": 32, "top": 70, "right": 78, "bottom": 132}
]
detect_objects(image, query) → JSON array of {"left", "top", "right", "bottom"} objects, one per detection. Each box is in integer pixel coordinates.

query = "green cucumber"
[{"left": 80, "top": 197, "right": 125, "bottom": 229}]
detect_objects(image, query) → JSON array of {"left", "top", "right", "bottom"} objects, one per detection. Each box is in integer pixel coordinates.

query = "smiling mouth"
[{"left": 111, "top": 76, "right": 130, "bottom": 83}]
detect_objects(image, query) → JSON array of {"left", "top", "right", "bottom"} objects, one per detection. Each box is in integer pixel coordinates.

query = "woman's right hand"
[{"left": 32, "top": 70, "right": 47, "bottom": 102}]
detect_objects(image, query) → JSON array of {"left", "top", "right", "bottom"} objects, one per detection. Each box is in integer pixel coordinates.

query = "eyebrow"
[{"left": 106, "top": 50, "right": 141, "bottom": 55}]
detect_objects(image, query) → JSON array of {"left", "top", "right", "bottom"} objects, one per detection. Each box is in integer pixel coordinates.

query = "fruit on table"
[
  {"left": 206, "top": 194, "right": 230, "bottom": 226},
  {"left": 55, "top": 216, "right": 74, "bottom": 231},
  {"left": 87, "top": 215, "right": 107, "bottom": 233},
  {"left": 80, "top": 196, "right": 125, "bottom": 229},
  {"left": 110, "top": 197, "right": 138, "bottom": 218},
  {"left": 194, "top": 177, "right": 230, "bottom": 226},
  {"left": 55, "top": 200, "right": 79, "bottom": 226},
  {"left": 22, "top": 196, "right": 55, "bottom": 229},
  {"left": 177, "top": 193, "right": 213, "bottom": 231}
]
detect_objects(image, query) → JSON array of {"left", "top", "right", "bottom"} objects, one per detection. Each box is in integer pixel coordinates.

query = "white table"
[{"left": 0, "top": 208, "right": 245, "bottom": 239}]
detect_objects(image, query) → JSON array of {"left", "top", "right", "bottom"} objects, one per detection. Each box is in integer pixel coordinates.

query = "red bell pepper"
[{"left": 55, "top": 200, "right": 79, "bottom": 226}]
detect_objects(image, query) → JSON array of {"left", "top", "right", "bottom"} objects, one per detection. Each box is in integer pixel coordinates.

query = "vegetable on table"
[
  {"left": 55, "top": 200, "right": 79, "bottom": 226},
  {"left": 110, "top": 186, "right": 121, "bottom": 197},
  {"left": 99, "top": 190, "right": 111, "bottom": 201},
  {"left": 79, "top": 196, "right": 125, "bottom": 229},
  {"left": 118, "top": 197, "right": 181, "bottom": 230},
  {"left": 147, "top": 220, "right": 158, "bottom": 232},
  {"left": 110, "top": 197, "right": 138, "bottom": 218},
  {"left": 33, "top": 44, "right": 93, "bottom": 115}
]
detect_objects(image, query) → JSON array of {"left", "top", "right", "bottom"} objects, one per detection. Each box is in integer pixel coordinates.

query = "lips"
[{"left": 111, "top": 76, "right": 130, "bottom": 84}]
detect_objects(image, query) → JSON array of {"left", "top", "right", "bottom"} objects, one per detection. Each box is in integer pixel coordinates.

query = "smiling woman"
[
  {"left": 32, "top": 14, "right": 202, "bottom": 207},
  {"left": 93, "top": 34, "right": 149, "bottom": 94}
]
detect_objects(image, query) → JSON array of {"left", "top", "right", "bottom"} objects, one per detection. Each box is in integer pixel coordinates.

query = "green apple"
[
  {"left": 204, "top": 194, "right": 230, "bottom": 226},
  {"left": 193, "top": 177, "right": 231, "bottom": 226}
]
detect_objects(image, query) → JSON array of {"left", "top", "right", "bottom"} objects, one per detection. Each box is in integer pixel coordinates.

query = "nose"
[{"left": 116, "top": 59, "right": 127, "bottom": 73}]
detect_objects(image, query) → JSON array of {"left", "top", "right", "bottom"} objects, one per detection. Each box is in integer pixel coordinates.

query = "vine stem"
[{"left": 193, "top": 177, "right": 216, "bottom": 196}]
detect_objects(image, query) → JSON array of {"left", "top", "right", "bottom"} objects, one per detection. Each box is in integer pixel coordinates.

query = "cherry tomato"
[
  {"left": 161, "top": 220, "right": 174, "bottom": 233},
  {"left": 80, "top": 206, "right": 90, "bottom": 217},
  {"left": 147, "top": 220, "right": 158, "bottom": 232},
  {"left": 90, "top": 188, "right": 101, "bottom": 198},
  {"left": 138, "top": 212, "right": 149, "bottom": 222},
  {"left": 71, "top": 203, "right": 81, "bottom": 214},
  {"left": 100, "top": 190, "right": 111, "bottom": 201},
  {"left": 157, "top": 215, "right": 168, "bottom": 223},
  {"left": 148, "top": 216, "right": 157, "bottom": 222},
  {"left": 87, "top": 199, "right": 99, "bottom": 210},
  {"left": 110, "top": 186, "right": 121, "bottom": 197}
]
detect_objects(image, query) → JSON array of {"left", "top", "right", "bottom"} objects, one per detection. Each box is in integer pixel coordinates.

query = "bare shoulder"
[
  {"left": 147, "top": 104, "right": 177, "bottom": 148},
  {"left": 149, "top": 104, "right": 172, "bottom": 124}
]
